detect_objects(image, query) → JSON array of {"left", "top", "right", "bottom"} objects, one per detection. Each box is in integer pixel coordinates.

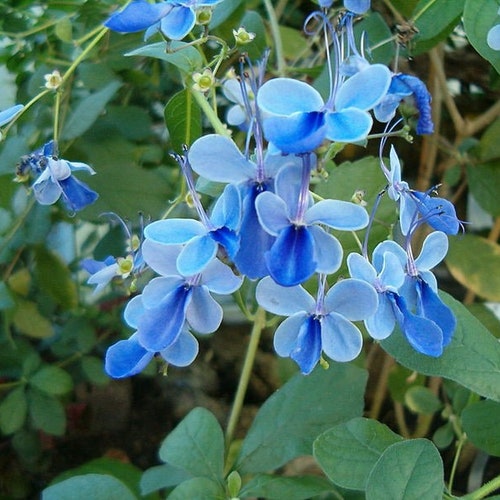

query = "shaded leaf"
[
  {"left": 30, "top": 365, "right": 73, "bottom": 396},
  {"left": 314, "top": 417, "right": 403, "bottom": 491},
  {"left": 467, "top": 162, "right": 500, "bottom": 217},
  {"left": 381, "top": 292, "right": 500, "bottom": 402},
  {"left": 0, "top": 387, "right": 27, "bottom": 435},
  {"left": 462, "top": 400, "right": 500, "bottom": 456},
  {"left": 446, "top": 234, "right": 500, "bottom": 301},
  {"left": 366, "top": 439, "right": 444, "bottom": 499},
  {"left": 29, "top": 389, "right": 66, "bottom": 436},
  {"left": 42, "top": 474, "right": 136, "bottom": 500},
  {"left": 13, "top": 299, "right": 54, "bottom": 339},
  {"left": 167, "top": 477, "right": 225, "bottom": 499},
  {"left": 404, "top": 386, "right": 443, "bottom": 415},
  {"left": 235, "top": 363, "right": 367, "bottom": 474},
  {"left": 412, "top": 0, "right": 464, "bottom": 44},
  {"left": 140, "top": 464, "right": 191, "bottom": 495}
]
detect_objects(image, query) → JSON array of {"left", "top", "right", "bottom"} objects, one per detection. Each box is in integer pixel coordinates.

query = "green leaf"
[
  {"left": 467, "top": 162, "right": 500, "bottom": 216},
  {"left": 446, "top": 234, "right": 500, "bottom": 301},
  {"left": 61, "top": 81, "right": 122, "bottom": 141},
  {"left": 235, "top": 363, "right": 367, "bottom": 474},
  {"left": 29, "top": 365, "right": 73, "bottom": 396},
  {"left": 140, "top": 464, "right": 192, "bottom": 495},
  {"left": 55, "top": 17, "right": 72, "bottom": 42},
  {"left": 478, "top": 118, "right": 500, "bottom": 161},
  {"left": 126, "top": 41, "right": 202, "bottom": 73},
  {"left": 366, "top": 439, "right": 444, "bottom": 499},
  {"left": 34, "top": 246, "right": 78, "bottom": 310},
  {"left": 404, "top": 386, "right": 443, "bottom": 415},
  {"left": 240, "top": 474, "right": 334, "bottom": 499},
  {"left": 164, "top": 89, "right": 202, "bottom": 154},
  {"left": 313, "top": 417, "right": 403, "bottom": 491},
  {"left": 412, "top": 0, "right": 464, "bottom": 43},
  {"left": 381, "top": 292, "right": 500, "bottom": 402},
  {"left": 158, "top": 407, "right": 225, "bottom": 482},
  {"left": 0, "top": 387, "right": 28, "bottom": 435},
  {"left": 80, "top": 356, "right": 109, "bottom": 385},
  {"left": 12, "top": 299, "right": 54, "bottom": 339},
  {"left": 462, "top": 400, "right": 500, "bottom": 456},
  {"left": 464, "top": 0, "right": 500, "bottom": 74},
  {"left": 28, "top": 389, "right": 66, "bottom": 436},
  {"left": 0, "top": 281, "right": 15, "bottom": 310},
  {"left": 167, "top": 477, "right": 225, "bottom": 500},
  {"left": 42, "top": 474, "right": 137, "bottom": 500},
  {"left": 467, "top": 303, "right": 500, "bottom": 338}
]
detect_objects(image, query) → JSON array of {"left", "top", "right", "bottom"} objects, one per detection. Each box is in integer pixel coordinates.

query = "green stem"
[
  {"left": 262, "top": 0, "right": 285, "bottom": 76},
  {"left": 462, "top": 474, "right": 500, "bottom": 500},
  {"left": 191, "top": 90, "right": 231, "bottom": 137},
  {"left": 225, "top": 307, "right": 266, "bottom": 451},
  {"left": 448, "top": 432, "right": 466, "bottom": 493},
  {"left": 0, "top": 198, "right": 36, "bottom": 257}
]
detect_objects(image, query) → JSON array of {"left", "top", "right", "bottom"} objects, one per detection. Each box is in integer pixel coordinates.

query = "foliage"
[{"left": 0, "top": 0, "right": 500, "bottom": 498}]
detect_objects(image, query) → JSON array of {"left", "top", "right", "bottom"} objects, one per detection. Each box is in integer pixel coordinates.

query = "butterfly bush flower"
[
  {"left": 0, "top": 104, "right": 23, "bottom": 127},
  {"left": 256, "top": 156, "right": 369, "bottom": 286},
  {"left": 17, "top": 140, "right": 98, "bottom": 212},
  {"left": 144, "top": 155, "right": 241, "bottom": 276},
  {"left": 257, "top": 275, "right": 378, "bottom": 374},
  {"left": 104, "top": 0, "right": 223, "bottom": 40}
]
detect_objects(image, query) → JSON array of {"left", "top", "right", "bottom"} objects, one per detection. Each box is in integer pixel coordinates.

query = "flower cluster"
[{"left": 85, "top": 0, "right": 461, "bottom": 377}]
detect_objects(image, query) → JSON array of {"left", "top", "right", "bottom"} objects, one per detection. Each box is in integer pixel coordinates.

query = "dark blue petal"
[
  {"left": 416, "top": 280, "right": 455, "bottom": 347},
  {"left": 105, "top": 334, "right": 154, "bottom": 378},
  {"left": 234, "top": 183, "right": 275, "bottom": 279},
  {"left": 412, "top": 191, "right": 460, "bottom": 235},
  {"left": 105, "top": 0, "right": 172, "bottom": 32},
  {"left": 59, "top": 175, "right": 99, "bottom": 212},
  {"left": 265, "top": 225, "right": 316, "bottom": 286},
  {"left": 290, "top": 316, "right": 322, "bottom": 375},
  {"left": 397, "top": 74, "right": 434, "bottom": 134},
  {"left": 137, "top": 285, "right": 192, "bottom": 352},
  {"left": 209, "top": 226, "right": 240, "bottom": 259},
  {"left": 389, "top": 292, "right": 444, "bottom": 357}
]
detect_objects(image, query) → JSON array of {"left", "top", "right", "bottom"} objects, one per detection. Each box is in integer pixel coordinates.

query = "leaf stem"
[
  {"left": 225, "top": 307, "right": 266, "bottom": 452},
  {"left": 263, "top": 0, "right": 285, "bottom": 75},
  {"left": 191, "top": 89, "right": 231, "bottom": 137},
  {"left": 462, "top": 473, "right": 500, "bottom": 499}
]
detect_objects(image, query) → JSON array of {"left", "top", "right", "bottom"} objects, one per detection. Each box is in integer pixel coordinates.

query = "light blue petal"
[
  {"left": 325, "top": 108, "right": 373, "bottom": 143},
  {"left": 67, "top": 161, "right": 96, "bottom": 174},
  {"left": 389, "top": 146, "right": 402, "bottom": 186},
  {"left": 160, "top": 328, "right": 199, "bottom": 367},
  {"left": 365, "top": 294, "right": 396, "bottom": 340},
  {"left": 87, "top": 262, "right": 118, "bottom": 292},
  {"left": 124, "top": 295, "right": 146, "bottom": 328},
  {"left": 263, "top": 152, "right": 303, "bottom": 178},
  {"left": 159, "top": 5, "right": 195, "bottom": 40},
  {"left": 141, "top": 239, "right": 182, "bottom": 276},
  {"left": 419, "top": 270, "right": 438, "bottom": 292},
  {"left": 262, "top": 112, "right": 327, "bottom": 154},
  {"left": 186, "top": 285, "right": 223, "bottom": 334},
  {"left": 258, "top": 78, "right": 324, "bottom": 115},
  {"left": 305, "top": 199, "right": 369, "bottom": 230},
  {"left": 334, "top": 64, "right": 391, "bottom": 111},
  {"left": 105, "top": 0, "right": 172, "bottom": 32},
  {"left": 399, "top": 192, "right": 418, "bottom": 235},
  {"left": 105, "top": 334, "right": 154, "bottom": 378},
  {"left": 273, "top": 313, "right": 308, "bottom": 356},
  {"left": 227, "top": 105, "right": 247, "bottom": 127},
  {"left": 274, "top": 163, "right": 305, "bottom": 216},
  {"left": 487, "top": 24, "right": 500, "bottom": 50},
  {"left": 188, "top": 135, "right": 256, "bottom": 183},
  {"left": 255, "top": 191, "right": 290, "bottom": 235},
  {"left": 33, "top": 177, "right": 62, "bottom": 205},
  {"left": 372, "top": 239, "right": 407, "bottom": 272},
  {"left": 324, "top": 278, "right": 378, "bottom": 320},
  {"left": 201, "top": 259, "right": 242, "bottom": 294},
  {"left": 344, "top": 0, "right": 370, "bottom": 14},
  {"left": 176, "top": 234, "right": 218, "bottom": 276},
  {"left": 141, "top": 276, "right": 185, "bottom": 308},
  {"left": 309, "top": 226, "right": 343, "bottom": 274},
  {"left": 321, "top": 313, "right": 363, "bottom": 362},
  {"left": 378, "top": 251, "right": 406, "bottom": 290},
  {"left": 347, "top": 252, "right": 377, "bottom": 283},
  {"left": 256, "top": 276, "right": 315, "bottom": 316},
  {"left": 210, "top": 183, "right": 241, "bottom": 230},
  {"left": 144, "top": 218, "right": 206, "bottom": 244},
  {"left": 0, "top": 104, "right": 23, "bottom": 126},
  {"left": 414, "top": 231, "right": 448, "bottom": 271}
]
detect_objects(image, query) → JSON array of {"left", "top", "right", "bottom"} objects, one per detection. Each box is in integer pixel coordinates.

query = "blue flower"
[
  {"left": 257, "top": 64, "right": 391, "bottom": 153},
  {"left": 222, "top": 78, "right": 253, "bottom": 130},
  {"left": 374, "top": 73, "right": 433, "bottom": 134},
  {"left": 0, "top": 104, "right": 23, "bottom": 127},
  {"left": 105, "top": 0, "right": 223, "bottom": 41},
  {"left": 81, "top": 256, "right": 120, "bottom": 293},
  {"left": 256, "top": 275, "right": 378, "bottom": 374},
  {"left": 347, "top": 242, "right": 406, "bottom": 339},
  {"left": 255, "top": 158, "right": 369, "bottom": 286},
  {"left": 487, "top": 8, "right": 500, "bottom": 50},
  {"left": 19, "top": 141, "right": 98, "bottom": 212},
  {"left": 188, "top": 134, "right": 299, "bottom": 278},
  {"left": 344, "top": 0, "right": 370, "bottom": 14},
  {"left": 144, "top": 182, "right": 241, "bottom": 276},
  {"left": 393, "top": 231, "right": 456, "bottom": 356},
  {"left": 124, "top": 240, "right": 241, "bottom": 355}
]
